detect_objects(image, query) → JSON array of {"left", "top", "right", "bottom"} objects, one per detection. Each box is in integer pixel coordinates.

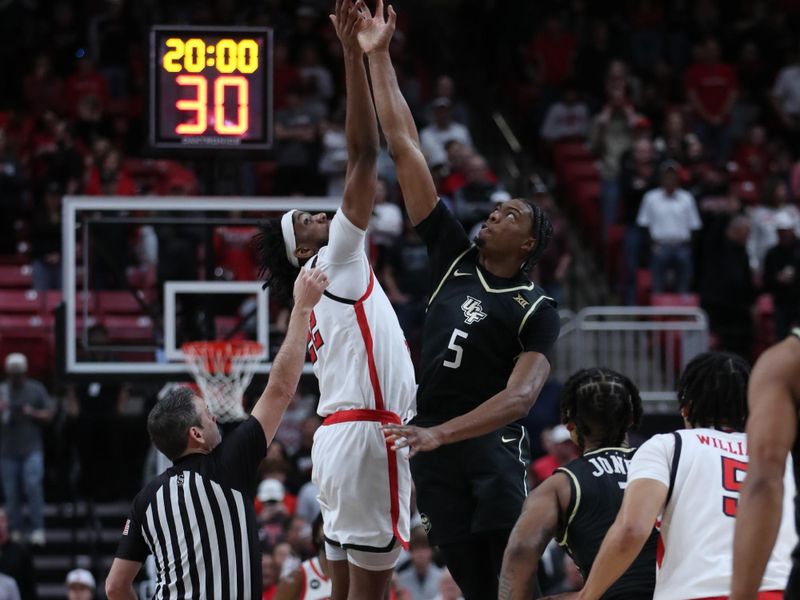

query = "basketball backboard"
[{"left": 60, "top": 196, "right": 340, "bottom": 380}]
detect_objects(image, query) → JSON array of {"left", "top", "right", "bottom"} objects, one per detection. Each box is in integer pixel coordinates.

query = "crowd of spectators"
[{"left": 522, "top": 1, "right": 800, "bottom": 361}]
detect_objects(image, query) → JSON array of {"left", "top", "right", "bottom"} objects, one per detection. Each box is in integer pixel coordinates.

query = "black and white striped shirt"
[{"left": 116, "top": 417, "right": 267, "bottom": 599}]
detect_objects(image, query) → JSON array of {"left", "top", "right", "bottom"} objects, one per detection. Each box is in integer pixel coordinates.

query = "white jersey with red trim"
[
  {"left": 304, "top": 209, "right": 416, "bottom": 420},
  {"left": 299, "top": 557, "right": 331, "bottom": 600},
  {"left": 628, "top": 428, "right": 797, "bottom": 600}
]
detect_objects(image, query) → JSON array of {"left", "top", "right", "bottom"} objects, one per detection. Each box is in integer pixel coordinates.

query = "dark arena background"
[{"left": 0, "top": 0, "right": 798, "bottom": 597}]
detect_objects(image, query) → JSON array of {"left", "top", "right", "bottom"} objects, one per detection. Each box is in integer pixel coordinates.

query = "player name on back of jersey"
[
  {"left": 587, "top": 454, "right": 631, "bottom": 478},
  {"left": 696, "top": 432, "right": 746, "bottom": 456}
]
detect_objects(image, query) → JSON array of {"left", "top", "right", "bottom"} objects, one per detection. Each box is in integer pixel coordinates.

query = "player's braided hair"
[
  {"left": 560, "top": 368, "right": 643, "bottom": 452},
  {"left": 254, "top": 218, "right": 301, "bottom": 306},
  {"left": 521, "top": 200, "right": 554, "bottom": 274},
  {"left": 677, "top": 351, "right": 750, "bottom": 432}
]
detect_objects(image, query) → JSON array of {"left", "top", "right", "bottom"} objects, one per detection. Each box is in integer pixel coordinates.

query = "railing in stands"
[
  {"left": 488, "top": 111, "right": 531, "bottom": 196},
  {"left": 553, "top": 307, "right": 710, "bottom": 403}
]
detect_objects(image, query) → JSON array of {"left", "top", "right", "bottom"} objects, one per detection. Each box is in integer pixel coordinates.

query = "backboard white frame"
[
  {"left": 163, "top": 280, "right": 269, "bottom": 361},
  {"left": 62, "top": 195, "right": 340, "bottom": 376}
]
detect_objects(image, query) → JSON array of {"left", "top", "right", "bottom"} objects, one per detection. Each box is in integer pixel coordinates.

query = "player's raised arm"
[
  {"left": 331, "top": 0, "right": 379, "bottom": 230},
  {"left": 499, "top": 474, "right": 569, "bottom": 600},
  {"left": 359, "top": 1, "right": 438, "bottom": 225},
  {"left": 731, "top": 339, "right": 799, "bottom": 600},
  {"left": 251, "top": 270, "right": 328, "bottom": 445}
]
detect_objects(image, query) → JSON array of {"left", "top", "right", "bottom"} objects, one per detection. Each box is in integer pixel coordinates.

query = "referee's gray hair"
[{"left": 147, "top": 386, "right": 202, "bottom": 461}]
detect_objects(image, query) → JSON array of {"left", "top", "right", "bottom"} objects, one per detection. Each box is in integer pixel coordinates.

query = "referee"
[{"left": 105, "top": 270, "right": 328, "bottom": 599}]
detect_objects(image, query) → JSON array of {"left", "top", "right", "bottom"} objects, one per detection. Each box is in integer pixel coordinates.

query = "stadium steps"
[{"left": 32, "top": 502, "right": 130, "bottom": 599}]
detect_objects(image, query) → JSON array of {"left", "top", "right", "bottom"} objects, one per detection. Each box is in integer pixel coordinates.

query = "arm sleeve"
[
  {"left": 627, "top": 434, "right": 675, "bottom": 487},
  {"left": 518, "top": 300, "right": 561, "bottom": 359},
  {"left": 414, "top": 199, "right": 471, "bottom": 289},
  {"left": 116, "top": 502, "right": 150, "bottom": 562},
  {"left": 214, "top": 416, "right": 269, "bottom": 491},
  {"left": 324, "top": 209, "right": 367, "bottom": 265}
]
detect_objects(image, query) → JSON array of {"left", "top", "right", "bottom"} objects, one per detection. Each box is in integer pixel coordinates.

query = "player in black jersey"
[
  {"left": 357, "top": 5, "right": 561, "bottom": 598},
  {"left": 499, "top": 368, "right": 656, "bottom": 600},
  {"left": 732, "top": 328, "right": 800, "bottom": 600}
]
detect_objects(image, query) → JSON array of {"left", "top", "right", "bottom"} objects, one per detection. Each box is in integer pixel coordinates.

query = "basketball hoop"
[{"left": 181, "top": 340, "right": 263, "bottom": 423}]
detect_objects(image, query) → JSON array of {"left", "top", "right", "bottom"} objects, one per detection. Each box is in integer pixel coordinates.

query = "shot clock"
[{"left": 150, "top": 26, "right": 273, "bottom": 150}]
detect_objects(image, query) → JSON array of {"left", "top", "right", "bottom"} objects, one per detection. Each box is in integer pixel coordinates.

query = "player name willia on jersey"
[{"left": 696, "top": 433, "right": 746, "bottom": 456}]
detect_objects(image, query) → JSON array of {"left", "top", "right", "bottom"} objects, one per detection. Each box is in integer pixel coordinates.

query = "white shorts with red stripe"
[{"left": 311, "top": 409, "right": 411, "bottom": 557}]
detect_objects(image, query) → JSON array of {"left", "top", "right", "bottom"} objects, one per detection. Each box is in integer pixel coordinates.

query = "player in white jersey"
[
  {"left": 546, "top": 352, "right": 796, "bottom": 600},
  {"left": 275, "top": 517, "right": 332, "bottom": 600},
  {"left": 254, "top": 2, "right": 415, "bottom": 599}
]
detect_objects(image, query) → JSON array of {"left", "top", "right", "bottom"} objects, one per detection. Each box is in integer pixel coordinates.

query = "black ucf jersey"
[
  {"left": 414, "top": 201, "right": 560, "bottom": 424},
  {"left": 557, "top": 447, "right": 657, "bottom": 600}
]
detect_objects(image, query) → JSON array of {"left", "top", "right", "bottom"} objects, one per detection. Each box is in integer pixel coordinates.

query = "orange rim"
[
  {"left": 181, "top": 340, "right": 263, "bottom": 375},
  {"left": 181, "top": 340, "right": 263, "bottom": 357}
]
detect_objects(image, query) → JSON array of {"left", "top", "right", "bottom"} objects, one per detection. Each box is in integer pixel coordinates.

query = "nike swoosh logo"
[
  {"left": 501, "top": 436, "right": 517, "bottom": 443},
  {"left": 454, "top": 269, "right": 471, "bottom": 277}
]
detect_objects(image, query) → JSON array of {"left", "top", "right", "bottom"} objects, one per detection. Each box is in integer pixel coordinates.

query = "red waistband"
[{"left": 322, "top": 409, "right": 401, "bottom": 426}]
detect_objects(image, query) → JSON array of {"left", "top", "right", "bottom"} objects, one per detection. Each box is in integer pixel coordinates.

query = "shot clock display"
[{"left": 150, "top": 26, "right": 272, "bottom": 150}]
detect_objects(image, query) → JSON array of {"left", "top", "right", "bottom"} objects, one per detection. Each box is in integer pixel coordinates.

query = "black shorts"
[{"left": 410, "top": 422, "right": 530, "bottom": 546}]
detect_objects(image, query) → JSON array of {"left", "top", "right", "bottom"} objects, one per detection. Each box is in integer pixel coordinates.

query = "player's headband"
[{"left": 281, "top": 209, "right": 300, "bottom": 268}]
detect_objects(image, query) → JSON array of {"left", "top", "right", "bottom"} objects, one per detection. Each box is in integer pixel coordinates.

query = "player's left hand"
[
  {"left": 540, "top": 593, "right": 581, "bottom": 600},
  {"left": 382, "top": 424, "right": 444, "bottom": 457}
]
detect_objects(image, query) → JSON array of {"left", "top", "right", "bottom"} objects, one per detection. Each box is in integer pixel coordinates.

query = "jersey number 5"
[
  {"left": 721, "top": 456, "right": 748, "bottom": 518},
  {"left": 443, "top": 329, "right": 468, "bottom": 369}
]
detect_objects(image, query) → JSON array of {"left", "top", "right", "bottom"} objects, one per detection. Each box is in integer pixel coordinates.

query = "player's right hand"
[
  {"left": 356, "top": 0, "right": 396, "bottom": 56},
  {"left": 293, "top": 269, "right": 328, "bottom": 310}
]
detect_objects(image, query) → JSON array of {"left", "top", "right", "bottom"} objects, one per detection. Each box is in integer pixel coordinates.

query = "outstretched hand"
[
  {"left": 382, "top": 423, "right": 444, "bottom": 457},
  {"left": 293, "top": 269, "right": 328, "bottom": 310},
  {"left": 330, "top": 0, "right": 368, "bottom": 55},
  {"left": 356, "top": 0, "right": 396, "bottom": 56}
]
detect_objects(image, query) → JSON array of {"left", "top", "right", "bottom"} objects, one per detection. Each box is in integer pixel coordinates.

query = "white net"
[{"left": 181, "top": 341, "right": 263, "bottom": 423}]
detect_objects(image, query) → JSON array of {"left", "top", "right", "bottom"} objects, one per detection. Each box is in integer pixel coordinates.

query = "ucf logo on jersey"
[{"left": 461, "top": 296, "right": 487, "bottom": 324}]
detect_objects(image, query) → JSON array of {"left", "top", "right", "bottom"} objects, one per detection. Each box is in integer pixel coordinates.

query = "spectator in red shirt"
[
  {"left": 261, "top": 554, "right": 278, "bottom": 600},
  {"left": 531, "top": 425, "right": 579, "bottom": 488},
  {"left": 528, "top": 14, "right": 577, "bottom": 89},
  {"left": 84, "top": 149, "right": 135, "bottom": 196},
  {"left": 214, "top": 224, "right": 259, "bottom": 281},
  {"left": 733, "top": 124, "right": 769, "bottom": 187},
  {"left": 685, "top": 38, "right": 738, "bottom": 165},
  {"left": 64, "top": 56, "right": 109, "bottom": 118},
  {"left": 439, "top": 139, "right": 472, "bottom": 198}
]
